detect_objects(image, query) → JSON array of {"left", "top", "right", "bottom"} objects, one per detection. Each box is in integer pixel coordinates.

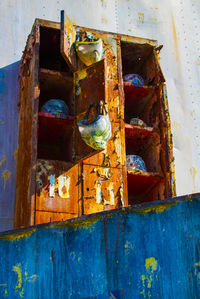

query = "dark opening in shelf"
[
  {"left": 39, "top": 26, "right": 72, "bottom": 72},
  {"left": 37, "top": 113, "right": 73, "bottom": 162},
  {"left": 121, "top": 41, "right": 157, "bottom": 85},
  {"left": 127, "top": 170, "right": 164, "bottom": 204},
  {"left": 39, "top": 68, "right": 73, "bottom": 112},
  {"left": 125, "top": 123, "right": 156, "bottom": 151},
  {"left": 124, "top": 83, "right": 158, "bottom": 126}
]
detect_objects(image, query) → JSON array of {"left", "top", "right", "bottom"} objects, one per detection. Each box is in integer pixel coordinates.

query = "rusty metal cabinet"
[{"left": 14, "top": 12, "right": 175, "bottom": 228}]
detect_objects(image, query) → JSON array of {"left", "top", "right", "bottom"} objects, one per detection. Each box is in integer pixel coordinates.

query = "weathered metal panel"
[
  {"left": 0, "top": 62, "right": 19, "bottom": 230},
  {"left": 1, "top": 0, "right": 200, "bottom": 231},
  {"left": 0, "top": 194, "right": 199, "bottom": 298},
  {"left": 83, "top": 164, "right": 124, "bottom": 214},
  {"left": 36, "top": 160, "right": 79, "bottom": 215},
  {"left": 14, "top": 22, "right": 40, "bottom": 228},
  {"left": 60, "top": 10, "right": 77, "bottom": 71}
]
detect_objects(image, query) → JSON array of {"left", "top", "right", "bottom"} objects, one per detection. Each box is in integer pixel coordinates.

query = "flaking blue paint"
[{"left": 0, "top": 194, "right": 199, "bottom": 298}]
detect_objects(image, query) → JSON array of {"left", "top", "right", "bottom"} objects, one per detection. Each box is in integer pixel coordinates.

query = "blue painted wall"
[
  {"left": 0, "top": 194, "right": 199, "bottom": 298},
  {"left": 0, "top": 62, "right": 19, "bottom": 231}
]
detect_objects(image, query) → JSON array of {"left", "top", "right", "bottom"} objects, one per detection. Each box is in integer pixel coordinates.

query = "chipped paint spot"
[
  {"left": 0, "top": 119, "right": 5, "bottom": 125},
  {"left": 114, "top": 131, "right": 122, "bottom": 163},
  {"left": 145, "top": 257, "right": 158, "bottom": 271},
  {"left": 140, "top": 258, "right": 159, "bottom": 297},
  {"left": 27, "top": 275, "right": 37, "bottom": 283},
  {"left": 95, "top": 167, "right": 112, "bottom": 179},
  {"left": 107, "top": 182, "right": 115, "bottom": 205},
  {"left": 150, "top": 6, "right": 159, "bottom": 10},
  {"left": 124, "top": 240, "right": 134, "bottom": 251},
  {"left": 149, "top": 17, "right": 158, "bottom": 23},
  {"left": 0, "top": 283, "right": 8, "bottom": 296},
  {"left": 75, "top": 82, "right": 81, "bottom": 95},
  {"left": 138, "top": 12, "right": 144, "bottom": 24},
  {"left": 36, "top": 161, "right": 53, "bottom": 188},
  {"left": 0, "top": 155, "right": 6, "bottom": 167},
  {"left": 190, "top": 167, "right": 198, "bottom": 193},
  {"left": 101, "top": 17, "right": 108, "bottom": 24},
  {"left": 195, "top": 262, "right": 200, "bottom": 267},
  {"left": 14, "top": 149, "right": 18, "bottom": 160},
  {"left": 119, "top": 185, "right": 124, "bottom": 206},
  {"left": 95, "top": 181, "right": 102, "bottom": 204},
  {"left": 113, "top": 96, "right": 120, "bottom": 117},
  {"left": 58, "top": 175, "right": 70, "bottom": 198},
  {"left": 190, "top": 110, "right": 195, "bottom": 117},
  {"left": 12, "top": 264, "right": 24, "bottom": 297},
  {"left": 77, "top": 69, "right": 87, "bottom": 81},
  {"left": 49, "top": 174, "right": 55, "bottom": 197},
  {"left": 2, "top": 170, "right": 11, "bottom": 189}
]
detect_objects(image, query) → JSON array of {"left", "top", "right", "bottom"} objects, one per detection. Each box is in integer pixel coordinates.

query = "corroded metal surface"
[
  {"left": 36, "top": 160, "right": 79, "bottom": 215},
  {"left": 13, "top": 16, "right": 176, "bottom": 229},
  {"left": 14, "top": 22, "right": 40, "bottom": 228},
  {"left": 0, "top": 194, "right": 199, "bottom": 298},
  {"left": 83, "top": 164, "right": 124, "bottom": 214},
  {"left": 60, "top": 10, "right": 77, "bottom": 71}
]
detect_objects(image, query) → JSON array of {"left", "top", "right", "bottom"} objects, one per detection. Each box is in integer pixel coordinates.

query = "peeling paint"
[
  {"left": 95, "top": 167, "right": 112, "bottom": 180},
  {"left": 140, "top": 258, "right": 159, "bottom": 297},
  {"left": 14, "top": 149, "right": 18, "bottom": 160},
  {"left": 76, "top": 69, "right": 87, "bottom": 81},
  {"left": 58, "top": 175, "right": 70, "bottom": 198},
  {"left": 2, "top": 170, "right": 11, "bottom": 189},
  {"left": 119, "top": 184, "right": 124, "bottom": 207},
  {"left": 49, "top": 174, "right": 55, "bottom": 197},
  {"left": 107, "top": 182, "right": 115, "bottom": 205},
  {"left": 138, "top": 12, "right": 145, "bottom": 24},
  {"left": 12, "top": 263, "right": 24, "bottom": 297},
  {"left": 95, "top": 181, "right": 102, "bottom": 204},
  {"left": 113, "top": 131, "right": 121, "bottom": 163},
  {"left": 0, "top": 155, "right": 6, "bottom": 167},
  {"left": 36, "top": 161, "right": 53, "bottom": 189}
]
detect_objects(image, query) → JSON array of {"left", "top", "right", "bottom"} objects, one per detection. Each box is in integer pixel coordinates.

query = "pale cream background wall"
[{"left": 0, "top": 0, "right": 199, "bottom": 197}]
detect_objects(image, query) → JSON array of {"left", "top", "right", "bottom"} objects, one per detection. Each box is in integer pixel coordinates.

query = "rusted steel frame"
[
  {"left": 30, "top": 20, "right": 40, "bottom": 226},
  {"left": 14, "top": 21, "right": 40, "bottom": 228},
  {"left": 156, "top": 84, "right": 176, "bottom": 198},
  {"left": 60, "top": 10, "right": 77, "bottom": 72},
  {"left": 152, "top": 48, "right": 175, "bottom": 198},
  {"left": 116, "top": 37, "right": 128, "bottom": 205},
  {"left": 120, "top": 34, "right": 157, "bottom": 47},
  {"left": 35, "top": 18, "right": 60, "bottom": 30},
  {"left": 79, "top": 162, "right": 84, "bottom": 216},
  {"left": 35, "top": 17, "right": 157, "bottom": 46},
  {"left": 161, "top": 84, "right": 176, "bottom": 197}
]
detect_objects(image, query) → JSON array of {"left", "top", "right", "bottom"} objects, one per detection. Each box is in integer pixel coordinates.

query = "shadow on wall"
[{"left": 0, "top": 61, "right": 20, "bottom": 232}]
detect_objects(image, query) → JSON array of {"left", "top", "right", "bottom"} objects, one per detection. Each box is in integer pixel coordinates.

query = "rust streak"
[
  {"left": 115, "top": 217, "right": 121, "bottom": 254},
  {"left": 104, "top": 217, "right": 107, "bottom": 254},
  {"left": 171, "top": 14, "right": 180, "bottom": 63},
  {"left": 51, "top": 250, "right": 54, "bottom": 263}
]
